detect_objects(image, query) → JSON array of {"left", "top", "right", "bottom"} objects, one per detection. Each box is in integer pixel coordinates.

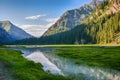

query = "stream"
[{"left": 5, "top": 47, "right": 120, "bottom": 80}]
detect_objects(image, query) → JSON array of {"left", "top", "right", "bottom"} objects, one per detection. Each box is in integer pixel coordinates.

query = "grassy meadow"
[
  {"left": 0, "top": 45, "right": 120, "bottom": 80},
  {"left": 0, "top": 49, "right": 69, "bottom": 80},
  {"left": 53, "top": 46, "right": 120, "bottom": 71}
]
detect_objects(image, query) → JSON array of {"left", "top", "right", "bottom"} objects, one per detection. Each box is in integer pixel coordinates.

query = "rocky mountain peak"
[
  {"left": 0, "top": 20, "right": 33, "bottom": 43},
  {"left": 106, "top": 0, "right": 120, "bottom": 14},
  {"left": 43, "top": 0, "right": 101, "bottom": 36},
  {"left": 0, "top": 21, "right": 11, "bottom": 31},
  {"left": 0, "top": 20, "right": 10, "bottom": 23},
  {"left": 108, "top": 0, "right": 120, "bottom": 4},
  {"left": 0, "top": 20, "right": 12, "bottom": 26},
  {"left": 90, "top": 0, "right": 101, "bottom": 6}
]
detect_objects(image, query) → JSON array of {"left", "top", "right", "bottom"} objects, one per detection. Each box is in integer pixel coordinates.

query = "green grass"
[
  {"left": 5, "top": 44, "right": 120, "bottom": 48},
  {"left": 53, "top": 46, "right": 120, "bottom": 71},
  {"left": 0, "top": 49, "right": 69, "bottom": 80},
  {"left": 0, "top": 45, "right": 120, "bottom": 80}
]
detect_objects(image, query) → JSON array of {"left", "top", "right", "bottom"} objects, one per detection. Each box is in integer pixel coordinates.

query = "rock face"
[
  {"left": 43, "top": 0, "right": 101, "bottom": 36},
  {"left": 106, "top": 0, "right": 120, "bottom": 14},
  {"left": 0, "top": 21, "right": 32, "bottom": 44}
]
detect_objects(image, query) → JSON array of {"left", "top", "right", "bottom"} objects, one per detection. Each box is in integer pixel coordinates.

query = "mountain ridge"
[
  {"left": 39, "top": 0, "right": 120, "bottom": 44},
  {"left": 43, "top": 0, "right": 101, "bottom": 36},
  {"left": 13, "top": 0, "right": 120, "bottom": 44},
  {"left": 0, "top": 21, "right": 33, "bottom": 44}
]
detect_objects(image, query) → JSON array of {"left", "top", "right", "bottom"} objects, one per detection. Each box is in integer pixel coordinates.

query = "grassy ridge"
[
  {"left": 54, "top": 46, "right": 120, "bottom": 71},
  {"left": 0, "top": 49, "right": 69, "bottom": 80}
]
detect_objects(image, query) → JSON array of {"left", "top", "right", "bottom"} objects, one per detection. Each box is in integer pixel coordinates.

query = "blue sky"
[{"left": 0, "top": 0, "right": 91, "bottom": 37}]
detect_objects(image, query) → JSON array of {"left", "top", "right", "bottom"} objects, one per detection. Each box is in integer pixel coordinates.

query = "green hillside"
[
  {"left": 14, "top": 0, "right": 120, "bottom": 45},
  {"left": 43, "top": 0, "right": 101, "bottom": 36},
  {"left": 38, "top": 0, "right": 120, "bottom": 44}
]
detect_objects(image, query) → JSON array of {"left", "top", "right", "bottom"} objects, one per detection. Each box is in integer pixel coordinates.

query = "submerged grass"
[
  {"left": 0, "top": 49, "right": 69, "bottom": 80},
  {"left": 54, "top": 46, "right": 120, "bottom": 71}
]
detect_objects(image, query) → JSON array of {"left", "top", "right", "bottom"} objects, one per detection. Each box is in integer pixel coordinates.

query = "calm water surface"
[{"left": 7, "top": 47, "right": 120, "bottom": 80}]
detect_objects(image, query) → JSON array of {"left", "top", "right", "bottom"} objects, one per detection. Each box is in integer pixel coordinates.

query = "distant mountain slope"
[
  {"left": 15, "top": 0, "right": 120, "bottom": 45},
  {"left": 43, "top": 0, "right": 101, "bottom": 36},
  {"left": 0, "top": 27, "right": 13, "bottom": 44},
  {"left": 0, "top": 21, "right": 33, "bottom": 44},
  {"left": 37, "top": 0, "right": 120, "bottom": 44}
]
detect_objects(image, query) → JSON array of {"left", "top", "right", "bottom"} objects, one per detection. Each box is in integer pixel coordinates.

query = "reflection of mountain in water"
[
  {"left": 13, "top": 47, "right": 63, "bottom": 75},
  {"left": 42, "top": 48, "right": 120, "bottom": 80},
  {"left": 12, "top": 47, "right": 120, "bottom": 80}
]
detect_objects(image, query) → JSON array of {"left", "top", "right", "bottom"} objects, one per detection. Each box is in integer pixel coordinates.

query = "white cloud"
[
  {"left": 19, "top": 23, "right": 54, "bottom": 37},
  {"left": 25, "top": 14, "right": 46, "bottom": 20},
  {"left": 16, "top": 17, "right": 59, "bottom": 37},
  {"left": 46, "top": 18, "right": 58, "bottom": 23}
]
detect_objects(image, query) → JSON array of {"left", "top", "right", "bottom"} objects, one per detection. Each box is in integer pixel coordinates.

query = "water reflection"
[
  {"left": 13, "top": 48, "right": 63, "bottom": 75},
  {"left": 11, "top": 47, "right": 120, "bottom": 80}
]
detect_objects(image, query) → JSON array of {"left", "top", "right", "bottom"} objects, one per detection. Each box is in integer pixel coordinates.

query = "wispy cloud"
[
  {"left": 18, "top": 17, "right": 59, "bottom": 37},
  {"left": 46, "top": 18, "right": 58, "bottom": 23},
  {"left": 25, "top": 14, "right": 46, "bottom": 20},
  {"left": 19, "top": 23, "right": 54, "bottom": 37}
]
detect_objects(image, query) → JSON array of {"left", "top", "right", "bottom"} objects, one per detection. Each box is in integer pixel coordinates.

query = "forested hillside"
[
  {"left": 15, "top": 0, "right": 120, "bottom": 44},
  {"left": 83, "top": 0, "right": 120, "bottom": 44},
  {"left": 43, "top": 0, "right": 101, "bottom": 36}
]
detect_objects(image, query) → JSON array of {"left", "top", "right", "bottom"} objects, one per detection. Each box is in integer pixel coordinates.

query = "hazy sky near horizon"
[{"left": 0, "top": 0, "right": 91, "bottom": 37}]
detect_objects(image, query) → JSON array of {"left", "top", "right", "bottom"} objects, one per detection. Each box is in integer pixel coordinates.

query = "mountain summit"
[
  {"left": 90, "top": 0, "right": 101, "bottom": 6},
  {"left": 43, "top": 0, "right": 101, "bottom": 36},
  {"left": 14, "top": 0, "right": 120, "bottom": 44},
  {"left": 36, "top": 0, "right": 120, "bottom": 44},
  {"left": 0, "top": 21, "right": 33, "bottom": 44}
]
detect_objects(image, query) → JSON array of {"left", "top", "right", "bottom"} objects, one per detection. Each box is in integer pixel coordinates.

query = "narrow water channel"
[{"left": 7, "top": 47, "right": 120, "bottom": 80}]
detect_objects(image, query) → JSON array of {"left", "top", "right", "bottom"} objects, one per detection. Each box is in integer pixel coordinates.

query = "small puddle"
[{"left": 4, "top": 47, "right": 120, "bottom": 80}]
